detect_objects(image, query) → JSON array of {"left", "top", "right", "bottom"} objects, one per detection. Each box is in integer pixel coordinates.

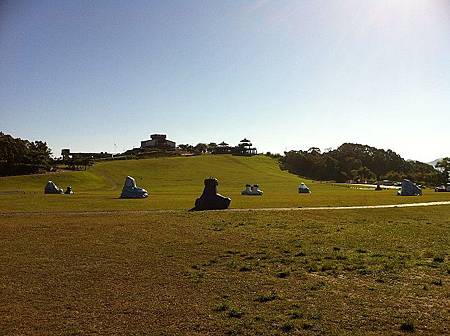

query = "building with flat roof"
[
  {"left": 140, "top": 134, "right": 176, "bottom": 149},
  {"left": 61, "top": 149, "right": 113, "bottom": 160}
]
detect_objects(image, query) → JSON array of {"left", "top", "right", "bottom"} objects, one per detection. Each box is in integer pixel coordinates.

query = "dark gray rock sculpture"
[
  {"left": 298, "top": 182, "right": 311, "bottom": 194},
  {"left": 397, "top": 179, "right": 422, "bottom": 196},
  {"left": 120, "top": 176, "right": 148, "bottom": 198},
  {"left": 65, "top": 186, "right": 74, "bottom": 194},
  {"left": 190, "top": 178, "right": 231, "bottom": 211},
  {"left": 44, "top": 181, "right": 64, "bottom": 194}
]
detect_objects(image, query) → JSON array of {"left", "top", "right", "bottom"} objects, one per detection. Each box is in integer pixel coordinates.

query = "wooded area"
[
  {"left": 0, "top": 132, "right": 53, "bottom": 176},
  {"left": 280, "top": 143, "right": 447, "bottom": 186}
]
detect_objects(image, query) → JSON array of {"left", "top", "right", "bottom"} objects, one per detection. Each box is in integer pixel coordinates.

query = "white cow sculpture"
[
  {"left": 120, "top": 176, "right": 149, "bottom": 198},
  {"left": 241, "top": 184, "right": 263, "bottom": 196},
  {"left": 298, "top": 182, "right": 311, "bottom": 194},
  {"left": 44, "top": 181, "right": 64, "bottom": 194}
]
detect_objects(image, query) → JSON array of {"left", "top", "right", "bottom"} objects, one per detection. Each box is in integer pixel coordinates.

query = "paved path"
[
  {"left": 333, "top": 183, "right": 400, "bottom": 190},
  {"left": 1, "top": 201, "right": 450, "bottom": 217},
  {"left": 228, "top": 201, "right": 450, "bottom": 212}
]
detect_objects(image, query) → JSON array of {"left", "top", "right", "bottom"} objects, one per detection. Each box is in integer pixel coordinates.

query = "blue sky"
[{"left": 1, "top": 0, "right": 449, "bottom": 161}]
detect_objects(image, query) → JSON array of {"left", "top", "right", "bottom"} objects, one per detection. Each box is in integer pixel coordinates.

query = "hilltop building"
[
  {"left": 141, "top": 134, "right": 176, "bottom": 149},
  {"left": 61, "top": 149, "right": 113, "bottom": 160}
]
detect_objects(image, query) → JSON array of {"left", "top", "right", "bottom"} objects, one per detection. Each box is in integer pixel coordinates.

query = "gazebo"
[{"left": 237, "top": 138, "right": 257, "bottom": 155}]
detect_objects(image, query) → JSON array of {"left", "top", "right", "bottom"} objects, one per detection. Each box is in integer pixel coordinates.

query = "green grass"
[
  {"left": 1, "top": 155, "right": 448, "bottom": 334},
  {"left": 1, "top": 155, "right": 449, "bottom": 212},
  {"left": 0, "top": 206, "right": 448, "bottom": 335}
]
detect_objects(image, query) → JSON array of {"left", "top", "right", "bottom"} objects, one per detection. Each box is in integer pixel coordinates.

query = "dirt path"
[{"left": 1, "top": 201, "right": 450, "bottom": 217}]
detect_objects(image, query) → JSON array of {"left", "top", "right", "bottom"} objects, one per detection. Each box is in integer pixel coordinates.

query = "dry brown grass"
[{"left": 0, "top": 206, "right": 449, "bottom": 335}]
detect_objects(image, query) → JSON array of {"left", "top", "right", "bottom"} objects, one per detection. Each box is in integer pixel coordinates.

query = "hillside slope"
[
  {"left": 0, "top": 155, "right": 302, "bottom": 192},
  {"left": 0, "top": 155, "right": 449, "bottom": 212}
]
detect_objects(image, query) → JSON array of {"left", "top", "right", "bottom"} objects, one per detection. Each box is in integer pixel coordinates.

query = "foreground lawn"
[{"left": 0, "top": 206, "right": 448, "bottom": 335}]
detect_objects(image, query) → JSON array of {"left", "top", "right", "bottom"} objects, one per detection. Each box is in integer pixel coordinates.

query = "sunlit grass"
[
  {"left": 0, "top": 206, "right": 448, "bottom": 334},
  {"left": 0, "top": 155, "right": 449, "bottom": 212}
]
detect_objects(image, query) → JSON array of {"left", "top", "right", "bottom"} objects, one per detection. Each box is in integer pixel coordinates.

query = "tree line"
[
  {"left": 2, "top": 132, "right": 448, "bottom": 185},
  {"left": 280, "top": 143, "right": 447, "bottom": 186},
  {"left": 0, "top": 132, "right": 53, "bottom": 176}
]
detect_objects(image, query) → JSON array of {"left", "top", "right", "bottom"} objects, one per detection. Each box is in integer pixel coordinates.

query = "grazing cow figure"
[{"left": 190, "top": 178, "right": 231, "bottom": 211}]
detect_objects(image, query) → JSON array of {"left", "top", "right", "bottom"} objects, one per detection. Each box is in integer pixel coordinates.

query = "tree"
[
  {"left": 79, "top": 157, "right": 94, "bottom": 170},
  {"left": 178, "top": 144, "right": 194, "bottom": 152},
  {"left": 280, "top": 142, "right": 440, "bottom": 185},
  {"left": 353, "top": 166, "right": 375, "bottom": 182},
  {"left": 436, "top": 158, "right": 450, "bottom": 183},
  {"left": 194, "top": 143, "right": 208, "bottom": 154},
  {"left": 0, "top": 132, "right": 53, "bottom": 176},
  {"left": 207, "top": 143, "right": 217, "bottom": 152}
]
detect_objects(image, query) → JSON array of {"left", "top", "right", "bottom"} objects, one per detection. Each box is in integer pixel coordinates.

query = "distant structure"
[
  {"left": 214, "top": 141, "right": 231, "bottom": 154},
  {"left": 211, "top": 138, "right": 257, "bottom": 156},
  {"left": 237, "top": 138, "right": 257, "bottom": 155},
  {"left": 61, "top": 149, "right": 113, "bottom": 160},
  {"left": 141, "top": 134, "right": 176, "bottom": 149}
]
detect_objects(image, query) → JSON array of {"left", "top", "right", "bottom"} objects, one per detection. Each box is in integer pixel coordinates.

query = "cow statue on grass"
[
  {"left": 397, "top": 179, "right": 422, "bottom": 196},
  {"left": 120, "top": 176, "right": 148, "bottom": 199},
  {"left": 44, "top": 181, "right": 64, "bottom": 194},
  {"left": 241, "top": 184, "right": 263, "bottom": 196},
  {"left": 298, "top": 182, "right": 311, "bottom": 194},
  {"left": 190, "top": 177, "right": 231, "bottom": 211}
]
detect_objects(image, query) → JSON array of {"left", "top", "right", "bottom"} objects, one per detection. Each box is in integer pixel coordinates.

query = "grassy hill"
[{"left": 0, "top": 155, "right": 449, "bottom": 212}]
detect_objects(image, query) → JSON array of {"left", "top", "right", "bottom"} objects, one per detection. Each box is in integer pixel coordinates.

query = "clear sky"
[{"left": 1, "top": 0, "right": 449, "bottom": 161}]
